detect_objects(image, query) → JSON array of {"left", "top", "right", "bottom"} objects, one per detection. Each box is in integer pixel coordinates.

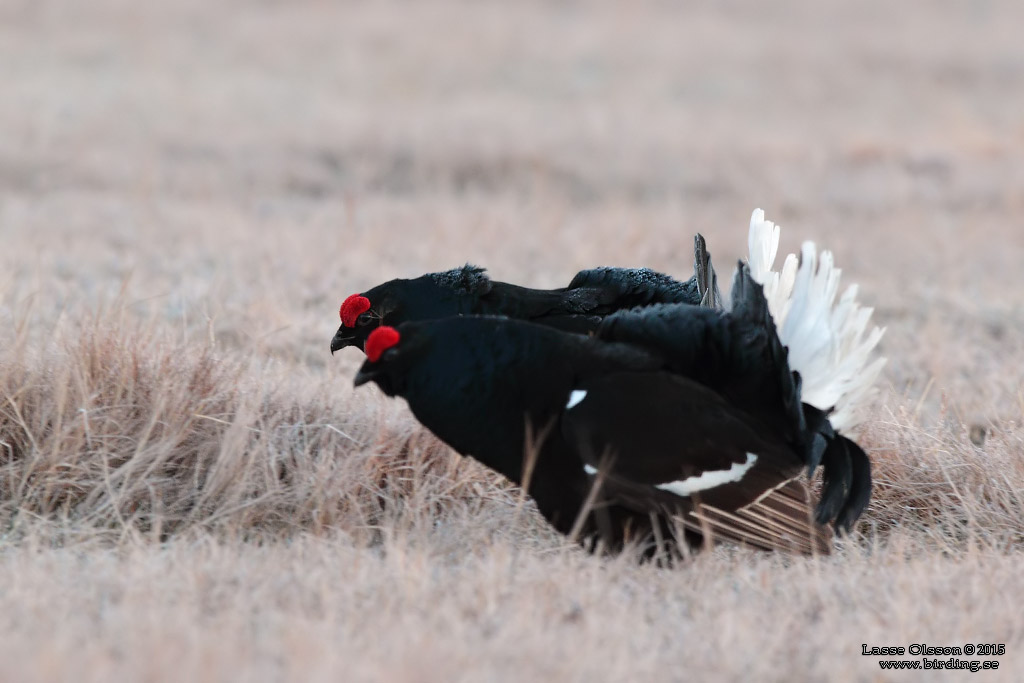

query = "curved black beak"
[
  {"left": 353, "top": 364, "right": 377, "bottom": 387},
  {"left": 330, "top": 327, "right": 356, "bottom": 355}
]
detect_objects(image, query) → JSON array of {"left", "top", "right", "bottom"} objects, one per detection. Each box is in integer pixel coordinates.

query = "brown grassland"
[{"left": 2, "top": 1, "right": 1023, "bottom": 680}]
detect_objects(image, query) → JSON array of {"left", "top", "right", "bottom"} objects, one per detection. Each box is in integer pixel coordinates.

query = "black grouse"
[
  {"left": 331, "top": 235, "right": 720, "bottom": 354},
  {"left": 351, "top": 263, "right": 869, "bottom": 556}
]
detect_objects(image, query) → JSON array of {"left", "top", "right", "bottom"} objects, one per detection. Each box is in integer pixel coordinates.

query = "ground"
[{"left": 1, "top": 1, "right": 1023, "bottom": 681}]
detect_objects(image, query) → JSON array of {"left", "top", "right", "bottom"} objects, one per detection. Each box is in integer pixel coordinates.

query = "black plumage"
[
  {"left": 352, "top": 264, "right": 869, "bottom": 556},
  {"left": 331, "top": 235, "right": 719, "bottom": 353}
]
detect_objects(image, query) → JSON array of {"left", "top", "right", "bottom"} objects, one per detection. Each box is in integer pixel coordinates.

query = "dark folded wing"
[
  {"left": 478, "top": 267, "right": 703, "bottom": 334},
  {"left": 565, "top": 372, "right": 808, "bottom": 503},
  {"left": 566, "top": 267, "right": 702, "bottom": 310},
  {"left": 561, "top": 371, "right": 830, "bottom": 554}
]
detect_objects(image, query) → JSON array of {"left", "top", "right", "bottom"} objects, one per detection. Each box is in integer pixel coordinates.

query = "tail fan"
[{"left": 745, "top": 209, "right": 885, "bottom": 435}]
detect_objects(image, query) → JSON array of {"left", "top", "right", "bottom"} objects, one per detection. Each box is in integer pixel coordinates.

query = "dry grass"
[{"left": 2, "top": 0, "right": 1024, "bottom": 680}]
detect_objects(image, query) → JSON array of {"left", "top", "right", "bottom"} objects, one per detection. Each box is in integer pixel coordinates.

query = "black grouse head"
[
  {"left": 351, "top": 316, "right": 603, "bottom": 441},
  {"left": 351, "top": 325, "right": 426, "bottom": 397},
  {"left": 330, "top": 265, "right": 492, "bottom": 354}
]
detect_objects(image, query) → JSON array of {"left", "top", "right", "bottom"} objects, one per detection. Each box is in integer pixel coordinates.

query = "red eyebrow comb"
[
  {"left": 365, "top": 326, "right": 400, "bottom": 362},
  {"left": 340, "top": 294, "right": 371, "bottom": 327}
]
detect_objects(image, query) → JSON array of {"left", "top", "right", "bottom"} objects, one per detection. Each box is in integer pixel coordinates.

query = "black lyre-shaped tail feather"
[
  {"left": 814, "top": 434, "right": 872, "bottom": 532},
  {"left": 693, "top": 233, "right": 721, "bottom": 309}
]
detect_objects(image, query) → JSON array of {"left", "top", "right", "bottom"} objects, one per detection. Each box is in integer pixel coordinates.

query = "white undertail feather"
[{"left": 744, "top": 209, "right": 886, "bottom": 435}]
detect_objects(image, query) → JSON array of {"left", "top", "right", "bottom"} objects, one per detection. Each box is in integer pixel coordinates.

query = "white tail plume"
[{"left": 744, "top": 209, "right": 885, "bottom": 435}]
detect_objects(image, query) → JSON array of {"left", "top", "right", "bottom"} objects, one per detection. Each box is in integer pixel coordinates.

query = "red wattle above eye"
[
  {"left": 340, "top": 294, "right": 371, "bottom": 327},
  {"left": 365, "top": 326, "right": 400, "bottom": 363}
]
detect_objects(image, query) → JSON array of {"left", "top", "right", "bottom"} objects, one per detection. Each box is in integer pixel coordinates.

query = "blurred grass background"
[{"left": 1, "top": 1, "right": 1023, "bottom": 680}]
